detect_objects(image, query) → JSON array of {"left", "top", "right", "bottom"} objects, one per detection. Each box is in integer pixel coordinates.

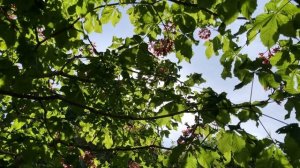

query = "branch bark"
[{"left": 0, "top": 89, "right": 269, "bottom": 121}]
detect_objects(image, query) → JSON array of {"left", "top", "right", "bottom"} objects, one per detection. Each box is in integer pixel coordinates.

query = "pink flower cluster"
[{"left": 148, "top": 39, "right": 174, "bottom": 57}]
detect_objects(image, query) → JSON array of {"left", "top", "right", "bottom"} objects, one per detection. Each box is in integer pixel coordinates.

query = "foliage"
[{"left": 0, "top": 0, "right": 299, "bottom": 167}]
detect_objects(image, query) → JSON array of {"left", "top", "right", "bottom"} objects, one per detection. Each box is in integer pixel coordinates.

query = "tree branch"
[
  {"left": 40, "top": 71, "right": 95, "bottom": 83},
  {"left": 167, "top": 0, "right": 218, "bottom": 17},
  {"left": 93, "top": 1, "right": 159, "bottom": 10},
  {"left": 0, "top": 90, "right": 58, "bottom": 100},
  {"left": 66, "top": 142, "right": 173, "bottom": 152},
  {"left": 0, "top": 89, "right": 195, "bottom": 120},
  {"left": 0, "top": 89, "right": 269, "bottom": 121},
  {"left": 0, "top": 149, "right": 15, "bottom": 156},
  {"left": 100, "top": 145, "right": 173, "bottom": 151}
]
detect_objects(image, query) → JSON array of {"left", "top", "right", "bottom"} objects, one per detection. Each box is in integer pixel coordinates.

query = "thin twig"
[
  {"left": 258, "top": 119, "right": 275, "bottom": 143},
  {"left": 167, "top": 0, "right": 218, "bottom": 17},
  {"left": 262, "top": 113, "right": 289, "bottom": 125},
  {"left": 0, "top": 150, "right": 15, "bottom": 156}
]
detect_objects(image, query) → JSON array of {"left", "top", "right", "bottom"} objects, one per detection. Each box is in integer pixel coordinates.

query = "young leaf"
[
  {"left": 103, "top": 130, "right": 113, "bottom": 149},
  {"left": 204, "top": 40, "right": 214, "bottom": 59}
]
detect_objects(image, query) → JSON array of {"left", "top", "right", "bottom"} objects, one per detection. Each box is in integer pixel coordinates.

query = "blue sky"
[{"left": 89, "top": 0, "right": 299, "bottom": 144}]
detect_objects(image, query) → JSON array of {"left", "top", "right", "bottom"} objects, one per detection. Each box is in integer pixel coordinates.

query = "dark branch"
[
  {"left": 93, "top": 1, "right": 158, "bottom": 10},
  {"left": 0, "top": 90, "right": 58, "bottom": 100},
  {"left": 0, "top": 150, "right": 15, "bottom": 156},
  {"left": 40, "top": 71, "right": 95, "bottom": 83},
  {"left": 66, "top": 142, "right": 173, "bottom": 152},
  {"left": 100, "top": 145, "right": 173, "bottom": 151},
  {"left": 167, "top": 0, "right": 218, "bottom": 17},
  {"left": 0, "top": 89, "right": 195, "bottom": 120},
  {"left": 0, "top": 89, "right": 270, "bottom": 121},
  {"left": 54, "top": 94, "right": 198, "bottom": 120}
]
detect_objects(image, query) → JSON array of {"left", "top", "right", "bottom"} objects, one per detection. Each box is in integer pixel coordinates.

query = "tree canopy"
[{"left": 0, "top": 0, "right": 300, "bottom": 167}]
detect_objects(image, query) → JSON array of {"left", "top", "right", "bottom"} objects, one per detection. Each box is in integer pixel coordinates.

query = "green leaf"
[
  {"left": 0, "top": 38, "right": 7, "bottom": 50},
  {"left": 84, "top": 13, "right": 102, "bottom": 33},
  {"left": 234, "top": 72, "right": 254, "bottom": 90},
  {"left": 101, "top": 6, "right": 122, "bottom": 26},
  {"left": 0, "top": 78, "right": 5, "bottom": 88},
  {"left": 168, "top": 145, "right": 186, "bottom": 166},
  {"left": 234, "top": 148, "right": 251, "bottom": 167},
  {"left": 184, "top": 152, "right": 197, "bottom": 168},
  {"left": 260, "top": 14, "right": 279, "bottom": 48},
  {"left": 103, "top": 129, "right": 113, "bottom": 149},
  {"left": 220, "top": 51, "right": 235, "bottom": 79},
  {"left": 240, "top": 0, "right": 257, "bottom": 19},
  {"left": 212, "top": 35, "right": 222, "bottom": 55},
  {"left": 198, "top": 149, "right": 220, "bottom": 168},
  {"left": 76, "top": 4, "right": 87, "bottom": 15},
  {"left": 284, "top": 71, "right": 300, "bottom": 94},
  {"left": 284, "top": 98, "right": 300, "bottom": 120},
  {"left": 101, "top": 6, "right": 115, "bottom": 24},
  {"left": 247, "top": 13, "right": 272, "bottom": 44},
  {"left": 284, "top": 134, "right": 300, "bottom": 167},
  {"left": 219, "top": 0, "right": 239, "bottom": 24},
  {"left": 217, "top": 131, "right": 246, "bottom": 153},
  {"left": 256, "top": 145, "right": 292, "bottom": 168},
  {"left": 276, "top": 13, "right": 296, "bottom": 37},
  {"left": 10, "top": 119, "right": 25, "bottom": 130},
  {"left": 184, "top": 73, "right": 206, "bottom": 86},
  {"left": 175, "top": 35, "right": 193, "bottom": 62},
  {"left": 258, "top": 72, "right": 280, "bottom": 90},
  {"left": 174, "top": 13, "right": 196, "bottom": 33},
  {"left": 277, "top": 124, "right": 300, "bottom": 166},
  {"left": 111, "top": 8, "right": 122, "bottom": 26},
  {"left": 204, "top": 40, "right": 214, "bottom": 59},
  {"left": 237, "top": 109, "right": 252, "bottom": 122}
]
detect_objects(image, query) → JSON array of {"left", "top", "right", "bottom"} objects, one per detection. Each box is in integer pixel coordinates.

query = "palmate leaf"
[
  {"left": 247, "top": 13, "right": 272, "bottom": 44},
  {"left": 260, "top": 14, "right": 279, "bottom": 48},
  {"left": 197, "top": 149, "right": 221, "bottom": 168},
  {"left": 101, "top": 6, "right": 122, "bottom": 26},
  {"left": 84, "top": 12, "right": 102, "bottom": 33},
  {"left": 217, "top": 130, "right": 246, "bottom": 153}
]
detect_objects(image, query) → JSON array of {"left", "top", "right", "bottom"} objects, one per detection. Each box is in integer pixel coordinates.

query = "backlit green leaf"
[
  {"left": 260, "top": 14, "right": 279, "bottom": 48},
  {"left": 217, "top": 131, "right": 246, "bottom": 153}
]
